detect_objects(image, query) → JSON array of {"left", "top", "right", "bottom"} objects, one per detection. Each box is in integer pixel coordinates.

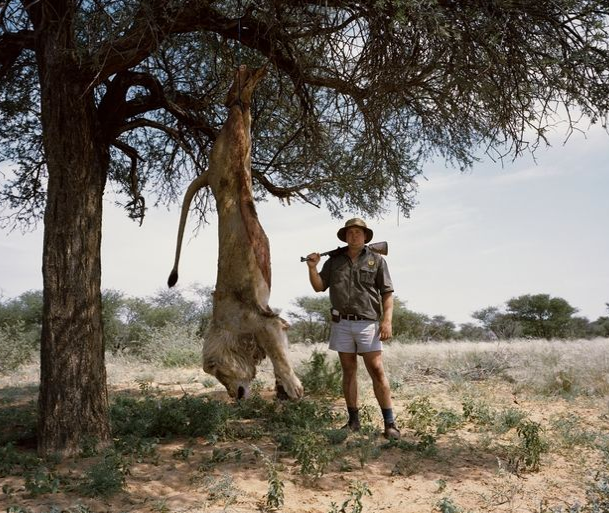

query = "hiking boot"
[
  {"left": 341, "top": 421, "right": 361, "bottom": 432},
  {"left": 383, "top": 423, "right": 401, "bottom": 440}
]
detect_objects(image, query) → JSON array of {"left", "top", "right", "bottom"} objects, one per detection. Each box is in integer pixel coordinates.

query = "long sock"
[
  {"left": 381, "top": 408, "right": 395, "bottom": 425},
  {"left": 347, "top": 407, "right": 360, "bottom": 425}
]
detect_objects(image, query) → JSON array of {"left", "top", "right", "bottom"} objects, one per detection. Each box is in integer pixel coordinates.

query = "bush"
[
  {"left": 80, "top": 450, "right": 130, "bottom": 497},
  {"left": 110, "top": 394, "right": 231, "bottom": 439},
  {"left": 298, "top": 350, "right": 342, "bottom": 397},
  {"left": 133, "top": 323, "right": 203, "bottom": 367},
  {"left": 0, "top": 322, "right": 38, "bottom": 374}
]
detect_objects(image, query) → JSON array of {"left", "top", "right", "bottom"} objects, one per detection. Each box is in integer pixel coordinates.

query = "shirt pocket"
[{"left": 358, "top": 267, "right": 376, "bottom": 285}]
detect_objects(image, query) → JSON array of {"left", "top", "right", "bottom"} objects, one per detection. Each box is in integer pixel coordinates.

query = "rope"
[
  {"left": 236, "top": 0, "right": 243, "bottom": 103},
  {"left": 236, "top": 0, "right": 242, "bottom": 69}
]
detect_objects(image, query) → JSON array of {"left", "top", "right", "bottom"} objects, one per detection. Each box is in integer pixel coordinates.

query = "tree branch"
[{"left": 0, "top": 30, "right": 35, "bottom": 81}]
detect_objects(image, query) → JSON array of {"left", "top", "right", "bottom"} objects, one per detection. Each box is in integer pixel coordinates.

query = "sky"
[{"left": 1, "top": 122, "right": 608, "bottom": 325}]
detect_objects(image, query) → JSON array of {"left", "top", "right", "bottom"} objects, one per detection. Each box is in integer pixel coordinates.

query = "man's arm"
[
  {"left": 306, "top": 253, "right": 325, "bottom": 292},
  {"left": 379, "top": 291, "right": 393, "bottom": 341}
]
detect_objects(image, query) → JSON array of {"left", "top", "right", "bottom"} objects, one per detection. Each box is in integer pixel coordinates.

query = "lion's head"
[{"left": 203, "top": 330, "right": 266, "bottom": 399}]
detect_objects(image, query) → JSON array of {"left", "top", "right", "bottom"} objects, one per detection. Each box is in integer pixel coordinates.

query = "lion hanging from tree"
[{"left": 168, "top": 64, "right": 303, "bottom": 401}]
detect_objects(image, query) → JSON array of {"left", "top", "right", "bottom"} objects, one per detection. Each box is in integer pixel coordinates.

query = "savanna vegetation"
[
  {"left": 1, "top": 330, "right": 609, "bottom": 512},
  {"left": 2, "top": 288, "right": 608, "bottom": 375},
  {"left": 1, "top": 287, "right": 608, "bottom": 512}
]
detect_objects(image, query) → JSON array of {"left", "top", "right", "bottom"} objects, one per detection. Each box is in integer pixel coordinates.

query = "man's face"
[{"left": 345, "top": 226, "right": 366, "bottom": 247}]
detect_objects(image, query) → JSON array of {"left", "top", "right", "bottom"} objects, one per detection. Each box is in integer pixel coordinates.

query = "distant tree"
[
  {"left": 589, "top": 316, "right": 609, "bottom": 338},
  {"left": 472, "top": 306, "right": 522, "bottom": 340},
  {"left": 426, "top": 315, "right": 457, "bottom": 341},
  {"left": 392, "top": 298, "right": 430, "bottom": 340},
  {"left": 566, "top": 316, "right": 594, "bottom": 339},
  {"left": 0, "top": 289, "right": 43, "bottom": 332},
  {"left": 101, "top": 289, "right": 126, "bottom": 354},
  {"left": 190, "top": 284, "right": 214, "bottom": 336},
  {"left": 101, "top": 285, "right": 213, "bottom": 354},
  {"left": 287, "top": 296, "right": 332, "bottom": 343},
  {"left": 0, "top": 290, "right": 43, "bottom": 370},
  {"left": 458, "top": 323, "right": 489, "bottom": 341},
  {"left": 505, "top": 294, "right": 577, "bottom": 340}
]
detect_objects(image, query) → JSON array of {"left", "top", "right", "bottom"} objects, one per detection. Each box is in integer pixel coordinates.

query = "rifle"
[{"left": 300, "top": 241, "right": 388, "bottom": 262}]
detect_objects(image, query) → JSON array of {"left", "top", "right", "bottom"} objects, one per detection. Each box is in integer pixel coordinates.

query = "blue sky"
[{"left": 1, "top": 121, "right": 608, "bottom": 325}]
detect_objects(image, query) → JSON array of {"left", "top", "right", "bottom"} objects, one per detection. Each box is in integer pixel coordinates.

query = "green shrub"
[
  {"left": 293, "top": 429, "right": 335, "bottom": 478},
  {"left": 110, "top": 394, "right": 231, "bottom": 439},
  {"left": 461, "top": 397, "right": 496, "bottom": 427},
  {"left": 493, "top": 407, "right": 527, "bottom": 434},
  {"left": 298, "top": 350, "right": 342, "bottom": 397},
  {"left": 24, "top": 466, "right": 61, "bottom": 496},
  {"left": 435, "top": 497, "right": 465, "bottom": 513},
  {"left": 406, "top": 397, "right": 438, "bottom": 450},
  {"left": 509, "top": 420, "right": 548, "bottom": 472},
  {"left": 328, "top": 481, "right": 371, "bottom": 513},
  {"left": 80, "top": 450, "right": 130, "bottom": 497},
  {"left": 135, "top": 324, "right": 203, "bottom": 367},
  {"left": 0, "top": 322, "right": 38, "bottom": 374},
  {"left": 550, "top": 413, "right": 598, "bottom": 449},
  {"left": 251, "top": 446, "right": 285, "bottom": 511},
  {"left": 269, "top": 398, "right": 336, "bottom": 434},
  {"left": 347, "top": 424, "right": 382, "bottom": 468}
]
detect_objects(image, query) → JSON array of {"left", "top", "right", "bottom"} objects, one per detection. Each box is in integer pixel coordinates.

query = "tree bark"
[{"left": 36, "top": 23, "right": 111, "bottom": 457}]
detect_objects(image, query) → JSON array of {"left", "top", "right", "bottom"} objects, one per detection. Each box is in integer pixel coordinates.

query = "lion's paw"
[{"left": 278, "top": 374, "right": 304, "bottom": 400}]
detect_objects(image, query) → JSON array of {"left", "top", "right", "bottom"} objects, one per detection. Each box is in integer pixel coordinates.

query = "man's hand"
[
  {"left": 306, "top": 253, "right": 321, "bottom": 268},
  {"left": 379, "top": 319, "right": 393, "bottom": 341},
  {"left": 380, "top": 292, "right": 393, "bottom": 341},
  {"left": 306, "top": 253, "right": 324, "bottom": 292}
]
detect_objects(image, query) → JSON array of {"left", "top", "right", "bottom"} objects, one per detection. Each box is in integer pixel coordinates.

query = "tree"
[
  {"left": 0, "top": 289, "right": 43, "bottom": 333},
  {"left": 458, "top": 323, "right": 489, "bottom": 341},
  {"left": 426, "top": 315, "right": 458, "bottom": 341},
  {"left": 505, "top": 293, "right": 578, "bottom": 339},
  {"left": 589, "top": 315, "right": 609, "bottom": 338},
  {"left": 287, "top": 295, "right": 332, "bottom": 343},
  {"left": 391, "top": 297, "right": 429, "bottom": 340},
  {"left": 2, "top": 1, "right": 609, "bottom": 455},
  {"left": 472, "top": 306, "right": 523, "bottom": 340},
  {"left": 103, "top": 286, "right": 213, "bottom": 353},
  {"left": 101, "top": 289, "right": 126, "bottom": 354},
  {"left": 0, "top": 290, "right": 43, "bottom": 372}
]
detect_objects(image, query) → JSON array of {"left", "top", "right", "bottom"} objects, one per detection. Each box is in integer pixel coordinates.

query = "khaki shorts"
[{"left": 329, "top": 319, "right": 381, "bottom": 354}]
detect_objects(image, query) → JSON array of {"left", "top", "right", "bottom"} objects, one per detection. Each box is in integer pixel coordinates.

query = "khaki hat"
[{"left": 337, "top": 218, "right": 373, "bottom": 243}]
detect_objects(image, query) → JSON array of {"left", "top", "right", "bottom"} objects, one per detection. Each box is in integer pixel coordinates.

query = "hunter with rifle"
[{"left": 304, "top": 218, "right": 400, "bottom": 440}]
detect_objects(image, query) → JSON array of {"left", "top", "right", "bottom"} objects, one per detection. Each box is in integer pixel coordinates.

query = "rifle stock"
[{"left": 300, "top": 241, "right": 388, "bottom": 262}]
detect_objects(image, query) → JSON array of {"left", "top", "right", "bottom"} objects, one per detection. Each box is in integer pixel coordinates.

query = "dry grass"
[{"left": 1, "top": 337, "right": 609, "bottom": 513}]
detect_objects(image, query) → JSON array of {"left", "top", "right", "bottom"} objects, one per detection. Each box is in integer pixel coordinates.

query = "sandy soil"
[{"left": 1, "top": 346, "right": 608, "bottom": 513}]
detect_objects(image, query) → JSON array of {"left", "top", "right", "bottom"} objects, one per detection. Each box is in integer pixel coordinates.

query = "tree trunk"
[{"left": 36, "top": 33, "right": 111, "bottom": 457}]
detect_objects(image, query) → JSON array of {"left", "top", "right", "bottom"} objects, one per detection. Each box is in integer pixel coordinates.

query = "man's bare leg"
[
  {"left": 362, "top": 351, "right": 400, "bottom": 440},
  {"left": 338, "top": 352, "right": 360, "bottom": 430}
]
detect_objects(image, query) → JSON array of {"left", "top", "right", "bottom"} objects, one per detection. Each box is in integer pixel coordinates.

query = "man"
[{"left": 305, "top": 218, "right": 400, "bottom": 440}]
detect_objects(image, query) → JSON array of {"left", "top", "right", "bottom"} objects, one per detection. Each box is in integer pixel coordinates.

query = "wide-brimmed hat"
[{"left": 337, "top": 218, "right": 373, "bottom": 243}]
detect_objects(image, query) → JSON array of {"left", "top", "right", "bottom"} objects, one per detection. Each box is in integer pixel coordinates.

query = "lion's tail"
[{"left": 168, "top": 172, "right": 209, "bottom": 287}]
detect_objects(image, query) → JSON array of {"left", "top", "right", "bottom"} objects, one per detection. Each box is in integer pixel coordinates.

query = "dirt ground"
[{"left": 1, "top": 356, "right": 608, "bottom": 513}]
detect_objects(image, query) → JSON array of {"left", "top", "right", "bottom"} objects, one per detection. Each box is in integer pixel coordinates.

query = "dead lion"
[{"left": 168, "top": 64, "right": 303, "bottom": 401}]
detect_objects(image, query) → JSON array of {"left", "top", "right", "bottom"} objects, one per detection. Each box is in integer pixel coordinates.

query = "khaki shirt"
[{"left": 319, "top": 246, "right": 394, "bottom": 321}]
